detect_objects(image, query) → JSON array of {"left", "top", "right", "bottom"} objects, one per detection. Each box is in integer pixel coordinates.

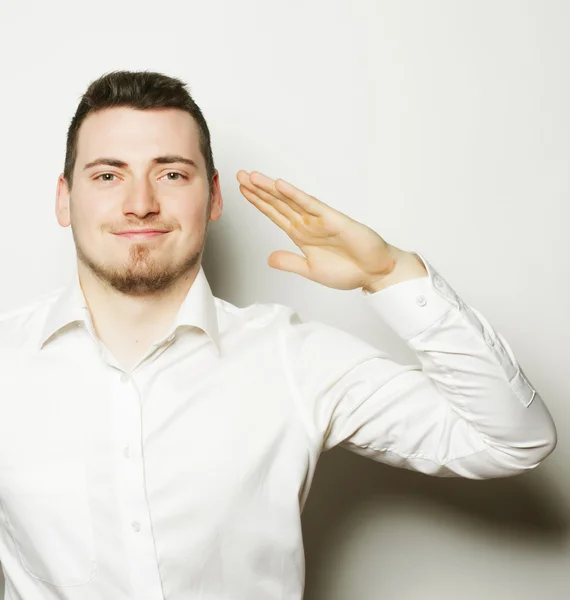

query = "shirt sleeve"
[{"left": 279, "top": 251, "right": 557, "bottom": 479}]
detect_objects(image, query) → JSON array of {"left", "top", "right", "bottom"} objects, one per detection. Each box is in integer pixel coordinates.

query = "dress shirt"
[{"left": 0, "top": 251, "right": 556, "bottom": 600}]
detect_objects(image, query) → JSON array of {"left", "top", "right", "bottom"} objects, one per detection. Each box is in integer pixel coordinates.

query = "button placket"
[
  {"left": 109, "top": 369, "right": 164, "bottom": 596},
  {"left": 119, "top": 377, "right": 144, "bottom": 536}
]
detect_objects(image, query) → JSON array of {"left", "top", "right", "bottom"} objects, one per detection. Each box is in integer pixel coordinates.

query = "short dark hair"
[{"left": 63, "top": 70, "right": 216, "bottom": 195}]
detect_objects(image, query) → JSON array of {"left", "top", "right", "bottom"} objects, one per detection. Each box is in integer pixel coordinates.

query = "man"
[{"left": 0, "top": 69, "right": 556, "bottom": 600}]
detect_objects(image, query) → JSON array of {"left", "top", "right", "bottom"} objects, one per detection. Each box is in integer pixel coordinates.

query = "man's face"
[{"left": 56, "top": 107, "right": 222, "bottom": 296}]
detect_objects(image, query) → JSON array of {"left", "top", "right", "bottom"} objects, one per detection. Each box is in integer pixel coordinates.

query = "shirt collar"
[{"left": 38, "top": 265, "right": 221, "bottom": 355}]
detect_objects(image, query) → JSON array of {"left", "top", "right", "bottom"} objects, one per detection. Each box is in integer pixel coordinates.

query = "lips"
[
  {"left": 116, "top": 230, "right": 166, "bottom": 233},
  {"left": 114, "top": 230, "right": 170, "bottom": 239}
]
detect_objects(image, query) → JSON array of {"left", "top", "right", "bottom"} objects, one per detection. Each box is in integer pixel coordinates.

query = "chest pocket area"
[{"left": 0, "top": 461, "right": 97, "bottom": 586}]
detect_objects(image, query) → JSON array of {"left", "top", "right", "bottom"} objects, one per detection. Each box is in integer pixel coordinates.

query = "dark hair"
[{"left": 63, "top": 69, "right": 215, "bottom": 195}]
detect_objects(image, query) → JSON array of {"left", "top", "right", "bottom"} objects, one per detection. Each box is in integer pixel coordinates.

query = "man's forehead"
[
  {"left": 76, "top": 109, "right": 202, "bottom": 165},
  {"left": 79, "top": 107, "right": 200, "bottom": 143}
]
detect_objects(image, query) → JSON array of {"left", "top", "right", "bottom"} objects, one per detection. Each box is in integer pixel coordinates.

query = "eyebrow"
[{"left": 82, "top": 155, "right": 198, "bottom": 171}]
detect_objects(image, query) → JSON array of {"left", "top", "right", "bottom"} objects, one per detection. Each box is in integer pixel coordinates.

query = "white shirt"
[{"left": 0, "top": 251, "right": 556, "bottom": 600}]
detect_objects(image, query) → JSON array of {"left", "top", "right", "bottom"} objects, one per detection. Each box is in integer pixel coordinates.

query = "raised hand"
[{"left": 236, "top": 170, "right": 416, "bottom": 292}]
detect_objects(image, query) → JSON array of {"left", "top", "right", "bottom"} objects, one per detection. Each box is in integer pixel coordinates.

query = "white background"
[{"left": 0, "top": 0, "right": 568, "bottom": 598}]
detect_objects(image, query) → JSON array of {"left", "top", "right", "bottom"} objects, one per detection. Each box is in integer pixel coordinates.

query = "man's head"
[{"left": 56, "top": 70, "right": 223, "bottom": 296}]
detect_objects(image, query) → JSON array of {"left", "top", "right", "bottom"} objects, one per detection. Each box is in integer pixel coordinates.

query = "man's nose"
[{"left": 122, "top": 178, "right": 160, "bottom": 216}]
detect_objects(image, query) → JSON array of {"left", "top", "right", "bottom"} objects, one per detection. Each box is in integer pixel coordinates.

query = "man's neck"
[{"left": 77, "top": 264, "right": 199, "bottom": 366}]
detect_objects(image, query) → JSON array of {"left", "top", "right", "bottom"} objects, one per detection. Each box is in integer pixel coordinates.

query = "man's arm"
[
  {"left": 280, "top": 250, "right": 556, "bottom": 478},
  {"left": 236, "top": 170, "right": 557, "bottom": 478}
]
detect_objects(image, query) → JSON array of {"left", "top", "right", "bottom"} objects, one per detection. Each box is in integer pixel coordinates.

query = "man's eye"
[
  {"left": 95, "top": 173, "right": 117, "bottom": 182},
  {"left": 94, "top": 172, "right": 188, "bottom": 182},
  {"left": 163, "top": 172, "right": 188, "bottom": 181}
]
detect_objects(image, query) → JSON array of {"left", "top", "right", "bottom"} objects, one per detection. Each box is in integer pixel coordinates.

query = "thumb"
[{"left": 267, "top": 250, "right": 310, "bottom": 278}]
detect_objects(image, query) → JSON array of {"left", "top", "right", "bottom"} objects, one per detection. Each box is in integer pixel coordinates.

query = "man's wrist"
[{"left": 362, "top": 250, "right": 428, "bottom": 294}]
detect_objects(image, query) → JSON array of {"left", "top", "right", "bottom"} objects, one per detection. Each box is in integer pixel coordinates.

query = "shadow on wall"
[
  {"left": 301, "top": 448, "right": 567, "bottom": 599},
  {"left": 202, "top": 207, "right": 242, "bottom": 296}
]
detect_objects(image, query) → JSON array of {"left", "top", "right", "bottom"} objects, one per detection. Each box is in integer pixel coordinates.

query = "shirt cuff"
[{"left": 361, "top": 251, "right": 462, "bottom": 341}]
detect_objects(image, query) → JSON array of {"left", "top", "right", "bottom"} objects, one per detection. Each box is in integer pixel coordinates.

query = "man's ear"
[
  {"left": 55, "top": 173, "right": 71, "bottom": 227},
  {"left": 209, "top": 170, "right": 223, "bottom": 222}
]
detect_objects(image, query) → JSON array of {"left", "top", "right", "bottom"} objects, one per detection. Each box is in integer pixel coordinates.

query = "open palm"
[{"left": 236, "top": 170, "right": 398, "bottom": 291}]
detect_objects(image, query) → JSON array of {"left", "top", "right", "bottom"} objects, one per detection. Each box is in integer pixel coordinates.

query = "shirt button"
[
  {"left": 484, "top": 330, "right": 495, "bottom": 346},
  {"left": 120, "top": 373, "right": 129, "bottom": 383},
  {"left": 131, "top": 520, "right": 141, "bottom": 532},
  {"left": 434, "top": 275, "right": 444, "bottom": 289},
  {"left": 123, "top": 445, "right": 131, "bottom": 458},
  {"left": 416, "top": 295, "right": 427, "bottom": 307}
]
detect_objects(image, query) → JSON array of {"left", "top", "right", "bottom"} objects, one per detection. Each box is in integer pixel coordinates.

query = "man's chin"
[
  {"left": 81, "top": 262, "right": 179, "bottom": 295},
  {"left": 76, "top": 244, "right": 203, "bottom": 294}
]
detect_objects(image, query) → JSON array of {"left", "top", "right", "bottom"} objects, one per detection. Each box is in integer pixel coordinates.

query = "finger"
[
  {"left": 241, "top": 180, "right": 302, "bottom": 225},
  {"left": 237, "top": 170, "right": 306, "bottom": 221},
  {"left": 249, "top": 171, "right": 321, "bottom": 217},
  {"left": 238, "top": 170, "right": 292, "bottom": 208},
  {"left": 238, "top": 184, "right": 292, "bottom": 234},
  {"left": 238, "top": 171, "right": 309, "bottom": 224},
  {"left": 268, "top": 250, "right": 311, "bottom": 279}
]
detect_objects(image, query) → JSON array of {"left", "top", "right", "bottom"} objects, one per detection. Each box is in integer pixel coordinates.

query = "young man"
[{"left": 0, "top": 69, "right": 557, "bottom": 600}]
